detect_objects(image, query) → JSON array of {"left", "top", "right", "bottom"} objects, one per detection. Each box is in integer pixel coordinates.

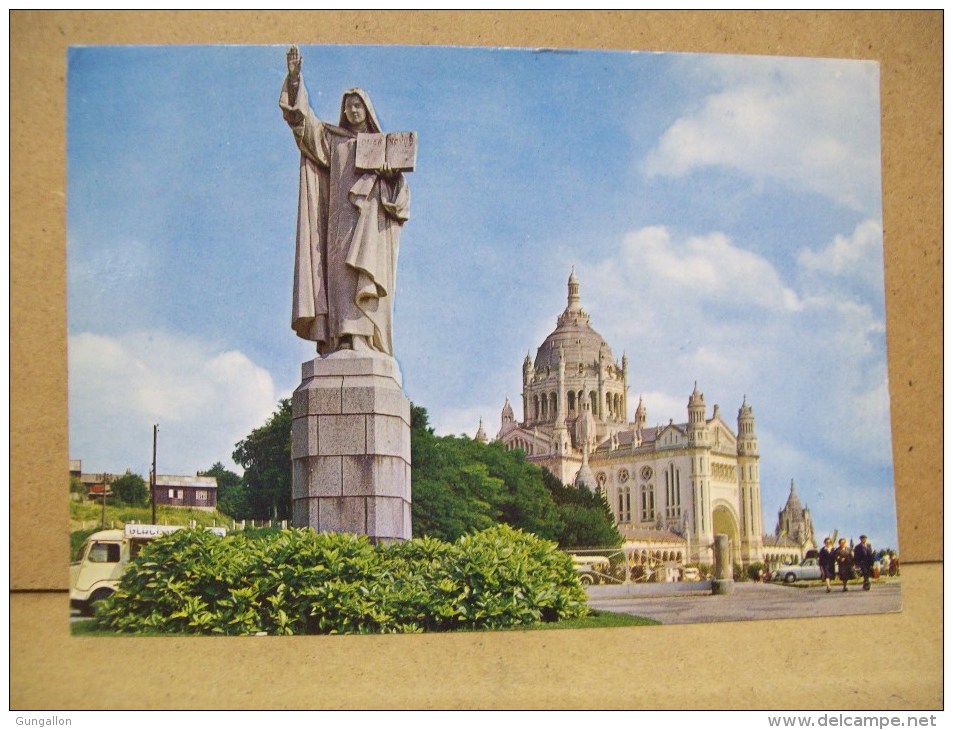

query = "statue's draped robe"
[{"left": 280, "top": 80, "right": 410, "bottom": 355}]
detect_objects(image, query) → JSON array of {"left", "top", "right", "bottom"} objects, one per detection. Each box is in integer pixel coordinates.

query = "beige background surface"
[{"left": 11, "top": 11, "right": 941, "bottom": 709}]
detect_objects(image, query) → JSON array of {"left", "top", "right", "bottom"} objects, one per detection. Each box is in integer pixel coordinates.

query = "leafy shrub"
[
  {"left": 746, "top": 562, "right": 766, "bottom": 582},
  {"left": 93, "top": 524, "right": 588, "bottom": 635}
]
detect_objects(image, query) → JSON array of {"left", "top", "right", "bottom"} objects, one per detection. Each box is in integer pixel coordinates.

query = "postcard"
[{"left": 67, "top": 44, "right": 900, "bottom": 632}]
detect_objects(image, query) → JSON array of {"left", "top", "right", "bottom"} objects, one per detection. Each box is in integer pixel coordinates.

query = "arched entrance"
[{"left": 712, "top": 502, "right": 741, "bottom": 567}]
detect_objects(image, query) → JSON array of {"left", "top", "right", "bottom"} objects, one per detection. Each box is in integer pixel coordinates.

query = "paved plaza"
[{"left": 588, "top": 580, "right": 902, "bottom": 624}]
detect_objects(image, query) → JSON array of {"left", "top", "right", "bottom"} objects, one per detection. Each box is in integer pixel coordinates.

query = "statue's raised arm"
[
  {"left": 284, "top": 45, "right": 303, "bottom": 109},
  {"left": 286, "top": 45, "right": 302, "bottom": 79}
]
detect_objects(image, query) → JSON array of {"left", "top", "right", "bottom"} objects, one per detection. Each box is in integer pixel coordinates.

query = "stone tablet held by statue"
[{"left": 356, "top": 132, "right": 418, "bottom": 173}]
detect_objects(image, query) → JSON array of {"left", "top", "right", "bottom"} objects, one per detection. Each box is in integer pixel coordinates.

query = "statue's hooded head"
[{"left": 339, "top": 88, "right": 383, "bottom": 134}]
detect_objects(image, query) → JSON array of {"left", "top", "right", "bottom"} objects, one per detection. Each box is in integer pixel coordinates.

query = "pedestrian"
[
  {"left": 834, "top": 538, "right": 854, "bottom": 592},
  {"left": 890, "top": 554, "right": 900, "bottom": 577},
  {"left": 818, "top": 537, "right": 836, "bottom": 593},
  {"left": 854, "top": 535, "right": 875, "bottom": 591}
]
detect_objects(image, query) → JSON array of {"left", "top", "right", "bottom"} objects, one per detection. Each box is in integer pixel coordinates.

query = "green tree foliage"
[
  {"left": 232, "top": 399, "right": 292, "bottom": 522},
  {"left": 93, "top": 524, "right": 589, "bottom": 635},
  {"left": 200, "top": 462, "right": 247, "bottom": 519},
  {"left": 69, "top": 475, "right": 85, "bottom": 496},
  {"left": 411, "top": 405, "right": 619, "bottom": 547},
  {"left": 411, "top": 406, "right": 504, "bottom": 541},
  {"left": 111, "top": 472, "right": 149, "bottom": 506},
  {"left": 543, "top": 470, "right": 622, "bottom": 548}
]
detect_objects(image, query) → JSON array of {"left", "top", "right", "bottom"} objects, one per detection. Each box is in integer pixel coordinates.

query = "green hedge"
[{"left": 93, "top": 524, "right": 589, "bottom": 635}]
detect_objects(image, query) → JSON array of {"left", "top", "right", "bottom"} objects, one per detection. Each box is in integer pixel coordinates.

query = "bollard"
[{"left": 711, "top": 533, "right": 735, "bottom": 595}]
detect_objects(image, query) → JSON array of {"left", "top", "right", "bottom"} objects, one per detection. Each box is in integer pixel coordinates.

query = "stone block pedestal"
[{"left": 291, "top": 352, "right": 412, "bottom": 542}]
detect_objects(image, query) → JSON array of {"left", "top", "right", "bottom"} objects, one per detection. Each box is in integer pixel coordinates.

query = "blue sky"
[{"left": 67, "top": 45, "right": 897, "bottom": 548}]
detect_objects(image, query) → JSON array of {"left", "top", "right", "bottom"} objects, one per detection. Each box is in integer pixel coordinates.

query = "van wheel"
[{"left": 86, "top": 588, "right": 115, "bottom": 615}]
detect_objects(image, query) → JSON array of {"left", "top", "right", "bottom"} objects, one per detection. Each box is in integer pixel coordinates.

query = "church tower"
[
  {"left": 522, "top": 353, "right": 532, "bottom": 424},
  {"left": 501, "top": 398, "right": 515, "bottom": 426},
  {"left": 621, "top": 352, "right": 629, "bottom": 421},
  {"left": 687, "top": 381, "right": 707, "bottom": 445},
  {"left": 552, "top": 346, "right": 571, "bottom": 454},
  {"left": 686, "top": 383, "right": 713, "bottom": 556},
  {"left": 776, "top": 480, "right": 816, "bottom": 549},
  {"left": 634, "top": 395, "right": 647, "bottom": 428},
  {"left": 737, "top": 396, "right": 764, "bottom": 562}
]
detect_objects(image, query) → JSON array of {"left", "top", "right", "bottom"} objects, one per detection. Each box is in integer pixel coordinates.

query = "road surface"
[{"left": 588, "top": 580, "right": 902, "bottom": 624}]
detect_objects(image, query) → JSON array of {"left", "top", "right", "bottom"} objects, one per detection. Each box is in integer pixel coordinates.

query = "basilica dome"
[{"left": 533, "top": 269, "right": 615, "bottom": 370}]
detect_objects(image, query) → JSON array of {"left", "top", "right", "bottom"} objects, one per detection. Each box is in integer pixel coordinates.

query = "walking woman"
[{"left": 833, "top": 538, "right": 854, "bottom": 592}]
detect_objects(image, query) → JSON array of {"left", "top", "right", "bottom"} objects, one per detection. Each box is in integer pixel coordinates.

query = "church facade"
[{"left": 492, "top": 271, "right": 769, "bottom": 568}]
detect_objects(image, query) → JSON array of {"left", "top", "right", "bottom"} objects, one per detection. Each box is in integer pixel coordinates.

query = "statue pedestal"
[{"left": 291, "top": 352, "right": 412, "bottom": 542}]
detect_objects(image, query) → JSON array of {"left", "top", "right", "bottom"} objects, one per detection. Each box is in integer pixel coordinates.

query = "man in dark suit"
[{"left": 854, "top": 534, "right": 875, "bottom": 591}]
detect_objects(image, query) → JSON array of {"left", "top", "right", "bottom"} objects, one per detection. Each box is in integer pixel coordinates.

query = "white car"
[
  {"left": 681, "top": 567, "right": 701, "bottom": 582},
  {"left": 773, "top": 557, "right": 823, "bottom": 584}
]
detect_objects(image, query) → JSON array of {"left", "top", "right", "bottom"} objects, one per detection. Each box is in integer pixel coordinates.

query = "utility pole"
[
  {"left": 99, "top": 473, "right": 111, "bottom": 529},
  {"left": 151, "top": 424, "right": 158, "bottom": 524}
]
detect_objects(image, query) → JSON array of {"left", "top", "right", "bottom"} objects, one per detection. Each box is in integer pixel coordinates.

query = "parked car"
[
  {"left": 680, "top": 567, "right": 701, "bottom": 582},
  {"left": 571, "top": 555, "right": 612, "bottom": 586},
  {"left": 773, "top": 557, "right": 823, "bottom": 584}
]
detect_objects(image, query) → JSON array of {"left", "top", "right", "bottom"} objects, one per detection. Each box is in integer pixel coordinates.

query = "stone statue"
[{"left": 280, "top": 45, "right": 411, "bottom": 357}]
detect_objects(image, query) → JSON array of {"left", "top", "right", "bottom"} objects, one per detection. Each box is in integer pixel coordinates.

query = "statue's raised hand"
[{"left": 287, "top": 45, "right": 302, "bottom": 79}]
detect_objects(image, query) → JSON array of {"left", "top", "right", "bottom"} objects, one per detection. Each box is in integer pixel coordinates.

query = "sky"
[{"left": 67, "top": 45, "right": 897, "bottom": 549}]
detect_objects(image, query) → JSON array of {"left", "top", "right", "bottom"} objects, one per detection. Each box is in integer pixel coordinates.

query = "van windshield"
[{"left": 88, "top": 542, "right": 121, "bottom": 563}]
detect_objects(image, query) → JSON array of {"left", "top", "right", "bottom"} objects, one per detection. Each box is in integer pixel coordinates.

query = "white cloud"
[
  {"left": 597, "top": 226, "right": 801, "bottom": 316},
  {"left": 69, "top": 331, "right": 279, "bottom": 476},
  {"left": 644, "top": 57, "right": 881, "bottom": 213},
  {"left": 569, "top": 221, "right": 893, "bottom": 537},
  {"left": 797, "top": 218, "right": 885, "bottom": 293},
  {"left": 676, "top": 346, "right": 747, "bottom": 383}
]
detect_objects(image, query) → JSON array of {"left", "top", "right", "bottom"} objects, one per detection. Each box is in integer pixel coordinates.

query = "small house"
[{"left": 154, "top": 474, "right": 218, "bottom": 511}]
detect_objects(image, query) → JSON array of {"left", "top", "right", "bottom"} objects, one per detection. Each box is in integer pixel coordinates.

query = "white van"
[{"left": 69, "top": 524, "right": 226, "bottom": 615}]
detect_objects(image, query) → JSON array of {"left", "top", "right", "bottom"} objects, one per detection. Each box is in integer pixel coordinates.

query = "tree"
[
  {"left": 409, "top": 404, "right": 618, "bottom": 547},
  {"left": 410, "top": 413, "right": 505, "bottom": 542},
  {"left": 543, "top": 470, "right": 622, "bottom": 548},
  {"left": 200, "top": 462, "right": 247, "bottom": 519},
  {"left": 233, "top": 399, "right": 293, "bottom": 521},
  {"left": 69, "top": 475, "right": 85, "bottom": 498},
  {"left": 461, "top": 438, "right": 563, "bottom": 541},
  {"left": 111, "top": 472, "right": 149, "bottom": 507}
]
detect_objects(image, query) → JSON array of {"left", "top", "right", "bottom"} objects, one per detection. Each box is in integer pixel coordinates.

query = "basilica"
[{"left": 485, "top": 270, "right": 817, "bottom": 569}]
